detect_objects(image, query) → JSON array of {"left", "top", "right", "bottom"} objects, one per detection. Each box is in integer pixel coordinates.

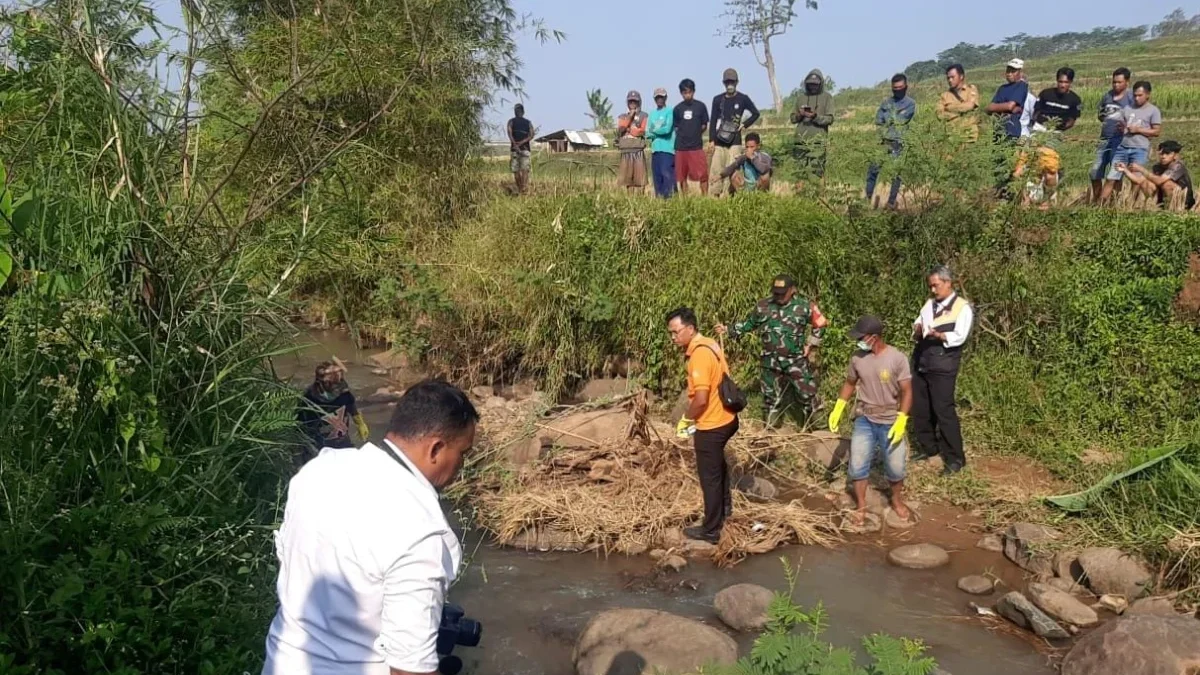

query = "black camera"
[{"left": 436, "top": 603, "right": 481, "bottom": 675}]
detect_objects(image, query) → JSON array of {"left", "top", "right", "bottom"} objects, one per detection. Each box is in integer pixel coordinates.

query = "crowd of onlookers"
[{"left": 505, "top": 61, "right": 1195, "bottom": 211}]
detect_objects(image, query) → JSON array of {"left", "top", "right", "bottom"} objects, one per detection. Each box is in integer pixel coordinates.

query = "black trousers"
[
  {"left": 911, "top": 369, "right": 965, "bottom": 468},
  {"left": 693, "top": 418, "right": 740, "bottom": 535}
]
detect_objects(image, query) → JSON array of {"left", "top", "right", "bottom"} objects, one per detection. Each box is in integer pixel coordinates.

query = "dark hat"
[
  {"left": 723, "top": 67, "right": 739, "bottom": 82},
  {"left": 849, "top": 315, "right": 884, "bottom": 339},
  {"left": 770, "top": 274, "right": 796, "bottom": 298},
  {"left": 626, "top": 90, "right": 642, "bottom": 103}
]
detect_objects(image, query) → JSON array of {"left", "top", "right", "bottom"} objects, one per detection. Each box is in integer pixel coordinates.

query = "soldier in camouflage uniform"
[{"left": 716, "top": 274, "right": 828, "bottom": 426}]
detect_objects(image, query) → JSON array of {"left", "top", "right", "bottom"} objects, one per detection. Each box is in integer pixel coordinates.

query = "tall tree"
[
  {"left": 719, "top": 0, "right": 818, "bottom": 112},
  {"left": 585, "top": 88, "right": 613, "bottom": 130}
]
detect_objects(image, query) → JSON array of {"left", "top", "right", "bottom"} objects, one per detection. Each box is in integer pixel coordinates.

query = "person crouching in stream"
[
  {"left": 667, "top": 307, "right": 739, "bottom": 544},
  {"left": 296, "top": 360, "right": 370, "bottom": 466},
  {"left": 827, "top": 316, "right": 913, "bottom": 526}
]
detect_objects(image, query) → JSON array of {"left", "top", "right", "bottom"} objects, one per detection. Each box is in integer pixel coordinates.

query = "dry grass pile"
[{"left": 470, "top": 393, "right": 840, "bottom": 566}]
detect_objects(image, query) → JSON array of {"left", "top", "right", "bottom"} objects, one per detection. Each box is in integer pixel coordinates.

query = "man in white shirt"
[
  {"left": 910, "top": 265, "right": 974, "bottom": 475},
  {"left": 263, "top": 380, "right": 478, "bottom": 675}
]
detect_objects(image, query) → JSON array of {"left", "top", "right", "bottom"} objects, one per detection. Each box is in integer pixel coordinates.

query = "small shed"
[{"left": 534, "top": 129, "right": 608, "bottom": 153}]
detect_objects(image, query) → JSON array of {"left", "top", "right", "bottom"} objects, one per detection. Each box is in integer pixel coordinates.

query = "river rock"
[
  {"left": 661, "top": 555, "right": 688, "bottom": 573},
  {"left": 1027, "top": 582, "right": 1100, "bottom": 627},
  {"left": 363, "top": 386, "right": 404, "bottom": 404},
  {"left": 735, "top": 475, "right": 778, "bottom": 501},
  {"left": 649, "top": 549, "right": 668, "bottom": 561},
  {"left": 1095, "top": 594, "right": 1129, "bottom": 615},
  {"left": 508, "top": 435, "right": 551, "bottom": 467},
  {"left": 957, "top": 575, "right": 995, "bottom": 595},
  {"left": 837, "top": 485, "right": 889, "bottom": 516},
  {"left": 887, "top": 543, "right": 950, "bottom": 569},
  {"left": 884, "top": 507, "right": 917, "bottom": 530},
  {"left": 1003, "top": 523, "right": 1059, "bottom": 576},
  {"left": 614, "top": 538, "right": 649, "bottom": 556},
  {"left": 1046, "top": 577, "right": 1087, "bottom": 595},
  {"left": 657, "top": 528, "right": 685, "bottom": 549},
  {"left": 680, "top": 538, "right": 717, "bottom": 558},
  {"left": 976, "top": 533, "right": 1004, "bottom": 552},
  {"left": 840, "top": 511, "right": 882, "bottom": 534},
  {"left": 1061, "top": 614, "right": 1200, "bottom": 675},
  {"left": 995, "top": 591, "right": 1070, "bottom": 639},
  {"left": 469, "top": 385, "right": 494, "bottom": 399},
  {"left": 1053, "top": 550, "right": 1084, "bottom": 583},
  {"left": 714, "top": 583, "right": 775, "bottom": 632},
  {"left": 484, "top": 395, "right": 508, "bottom": 409},
  {"left": 1077, "top": 547, "right": 1153, "bottom": 599},
  {"left": 573, "top": 608, "right": 738, "bottom": 675},
  {"left": 1127, "top": 596, "right": 1177, "bottom": 617},
  {"left": 801, "top": 431, "right": 849, "bottom": 472},
  {"left": 367, "top": 349, "right": 409, "bottom": 371}
]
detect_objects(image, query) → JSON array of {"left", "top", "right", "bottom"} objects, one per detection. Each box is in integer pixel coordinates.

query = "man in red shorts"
[{"left": 673, "top": 78, "right": 710, "bottom": 195}]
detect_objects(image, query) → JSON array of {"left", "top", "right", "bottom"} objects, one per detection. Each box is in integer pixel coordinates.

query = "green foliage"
[
  {"left": 701, "top": 558, "right": 937, "bottom": 675},
  {"left": 423, "top": 192, "right": 1200, "bottom": 581},
  {"left": 586, "top": 88, "right": 614, "bottom": 130}
]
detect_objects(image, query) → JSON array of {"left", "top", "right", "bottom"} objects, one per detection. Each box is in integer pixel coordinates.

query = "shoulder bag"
[{"left": 697, "top": 344, "right": 747, "bottom": 413}]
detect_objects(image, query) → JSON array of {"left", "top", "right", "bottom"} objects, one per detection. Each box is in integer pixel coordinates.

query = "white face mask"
[{"left": 856, "top": 339, "right": 872, "bottom": 352}]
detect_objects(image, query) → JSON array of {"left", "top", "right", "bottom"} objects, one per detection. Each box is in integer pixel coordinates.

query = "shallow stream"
[{"left": 277, "top": 328, "right": 1056, "bottom": 675}]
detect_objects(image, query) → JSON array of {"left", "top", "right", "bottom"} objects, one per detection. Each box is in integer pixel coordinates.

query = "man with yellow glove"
[
  {"left": 297, "top": 361, "right": 371, "bottom": 465},
  {"left": 667, "top": 307, "right": 739, "bottom": 544},
  {"left": 829, "top": 316, "right": 913, "bottom": 525}
]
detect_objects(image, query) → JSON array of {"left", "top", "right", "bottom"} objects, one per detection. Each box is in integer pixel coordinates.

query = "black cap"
[
  {"left": 770, "top": 274, "right": 796, "bottom": 298},
  {"left": 849, "top": 315, "right": 884, "bottom": 339}
]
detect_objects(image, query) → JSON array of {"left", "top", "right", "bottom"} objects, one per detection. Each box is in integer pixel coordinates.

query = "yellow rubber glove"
[
  {"left": 828, "top": 399, "right": 848, "bottom": 433},
  {"left": 887, "top": 413, "right": 909, "bottom": 447},
  {"left": 675, "top": 418, "right": 696, "bottom": 439},
  {"left": 354, "top": 412, "right": 370, "bottom": 442}
]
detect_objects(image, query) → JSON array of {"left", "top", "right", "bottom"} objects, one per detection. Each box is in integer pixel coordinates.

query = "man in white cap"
[
  {"left": 987, "top": 58, "right": 1030, "bottom": 141},
  {"left": 645, "top": 87, "right": 677, "bottom": 198},
  {"left": 709, "top": 67, "right": 760, "bottom": 197},
  {"left": 985, "top": 58, "right": 1030, "bottom": 196}
]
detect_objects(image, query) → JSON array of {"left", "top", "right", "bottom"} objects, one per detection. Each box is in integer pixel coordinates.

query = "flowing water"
[{"left": 277, "top": 328, "right": 1056, "bottom": 675}]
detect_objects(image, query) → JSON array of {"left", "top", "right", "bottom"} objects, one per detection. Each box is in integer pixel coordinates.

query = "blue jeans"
[
  {"left": 848, "top": 416, "right": 907, "bottom": 482},
  {"left": 652, "top": 152, "right": 676, "bottom": 198},
  {"left": 1090, "top": 138, "right": 1121, "bottom": 181},
  {"left": 865, "top": 141, "right": 902, "bottom": 207},
  {"left": 1108, "top": 146, "right": 1148, "bottom": 180}
]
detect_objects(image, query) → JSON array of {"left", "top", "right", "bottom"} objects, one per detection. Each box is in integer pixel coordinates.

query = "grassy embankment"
[
  {"left": 491, "top": 35, "right": 1200, "bottom": 202},
  {"left": 401, "top": 192, "right": 1200, "bottom": 589}
]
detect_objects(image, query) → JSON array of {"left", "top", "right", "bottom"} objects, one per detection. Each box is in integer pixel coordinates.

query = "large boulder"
[
  {"left": 540, "top": 409, "right": 630, "bottom": 448},
  {"left": 1003, "top": 523, "right": 1059, "bottom": 576},
  {"left": 887, "top": 544, "right": 950, "bottom": 569},
  {"left": 714, "top": 583, "right": 775, "bottom": 632},
  {"left": 1077, "top": 547, "right": 1153, "bottom": 599},
  {"left": 995, "top": 591, "right": 1070, "bottom": 639},
  {"left": 1127, "top": 597, "right": 1177, "bottom": 617},
  {"left": 1026, "top": 582, "right": 1100, "bottom": 627},
  {"left": 802, "top": 431, "right": 849, "bottom": 473},
  {"left": 573, "top": 608, "right": 738, "bottom": 675},
  {"left": 576, "top": 378, "right": 635, "bottom": 402},
  {"left": 1061, "top": 614, "right": 1200, "bottom": 675}
]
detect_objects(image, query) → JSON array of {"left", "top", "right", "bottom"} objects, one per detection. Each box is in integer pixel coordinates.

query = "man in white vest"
[{"left": 911, "top": 265, "right": 974, "bottom": 475}]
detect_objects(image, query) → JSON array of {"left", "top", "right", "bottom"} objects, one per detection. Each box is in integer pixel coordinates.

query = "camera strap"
[{"left": 379, "top": 440, "right": 414, "bottom": 475}]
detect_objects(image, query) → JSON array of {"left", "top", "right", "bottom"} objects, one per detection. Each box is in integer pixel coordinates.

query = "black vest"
[{"left": 913, "top": 295, "right": 968, "bottom": 375}]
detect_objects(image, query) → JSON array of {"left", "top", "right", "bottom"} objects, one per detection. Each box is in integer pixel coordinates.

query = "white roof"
[{"left": 566, "top": 130, "right": 607, "bottom": 146}]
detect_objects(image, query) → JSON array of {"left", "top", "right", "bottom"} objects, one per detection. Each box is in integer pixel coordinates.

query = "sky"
[{"left": 484, "top": 0, "right": 1194, "bottom": 137}]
